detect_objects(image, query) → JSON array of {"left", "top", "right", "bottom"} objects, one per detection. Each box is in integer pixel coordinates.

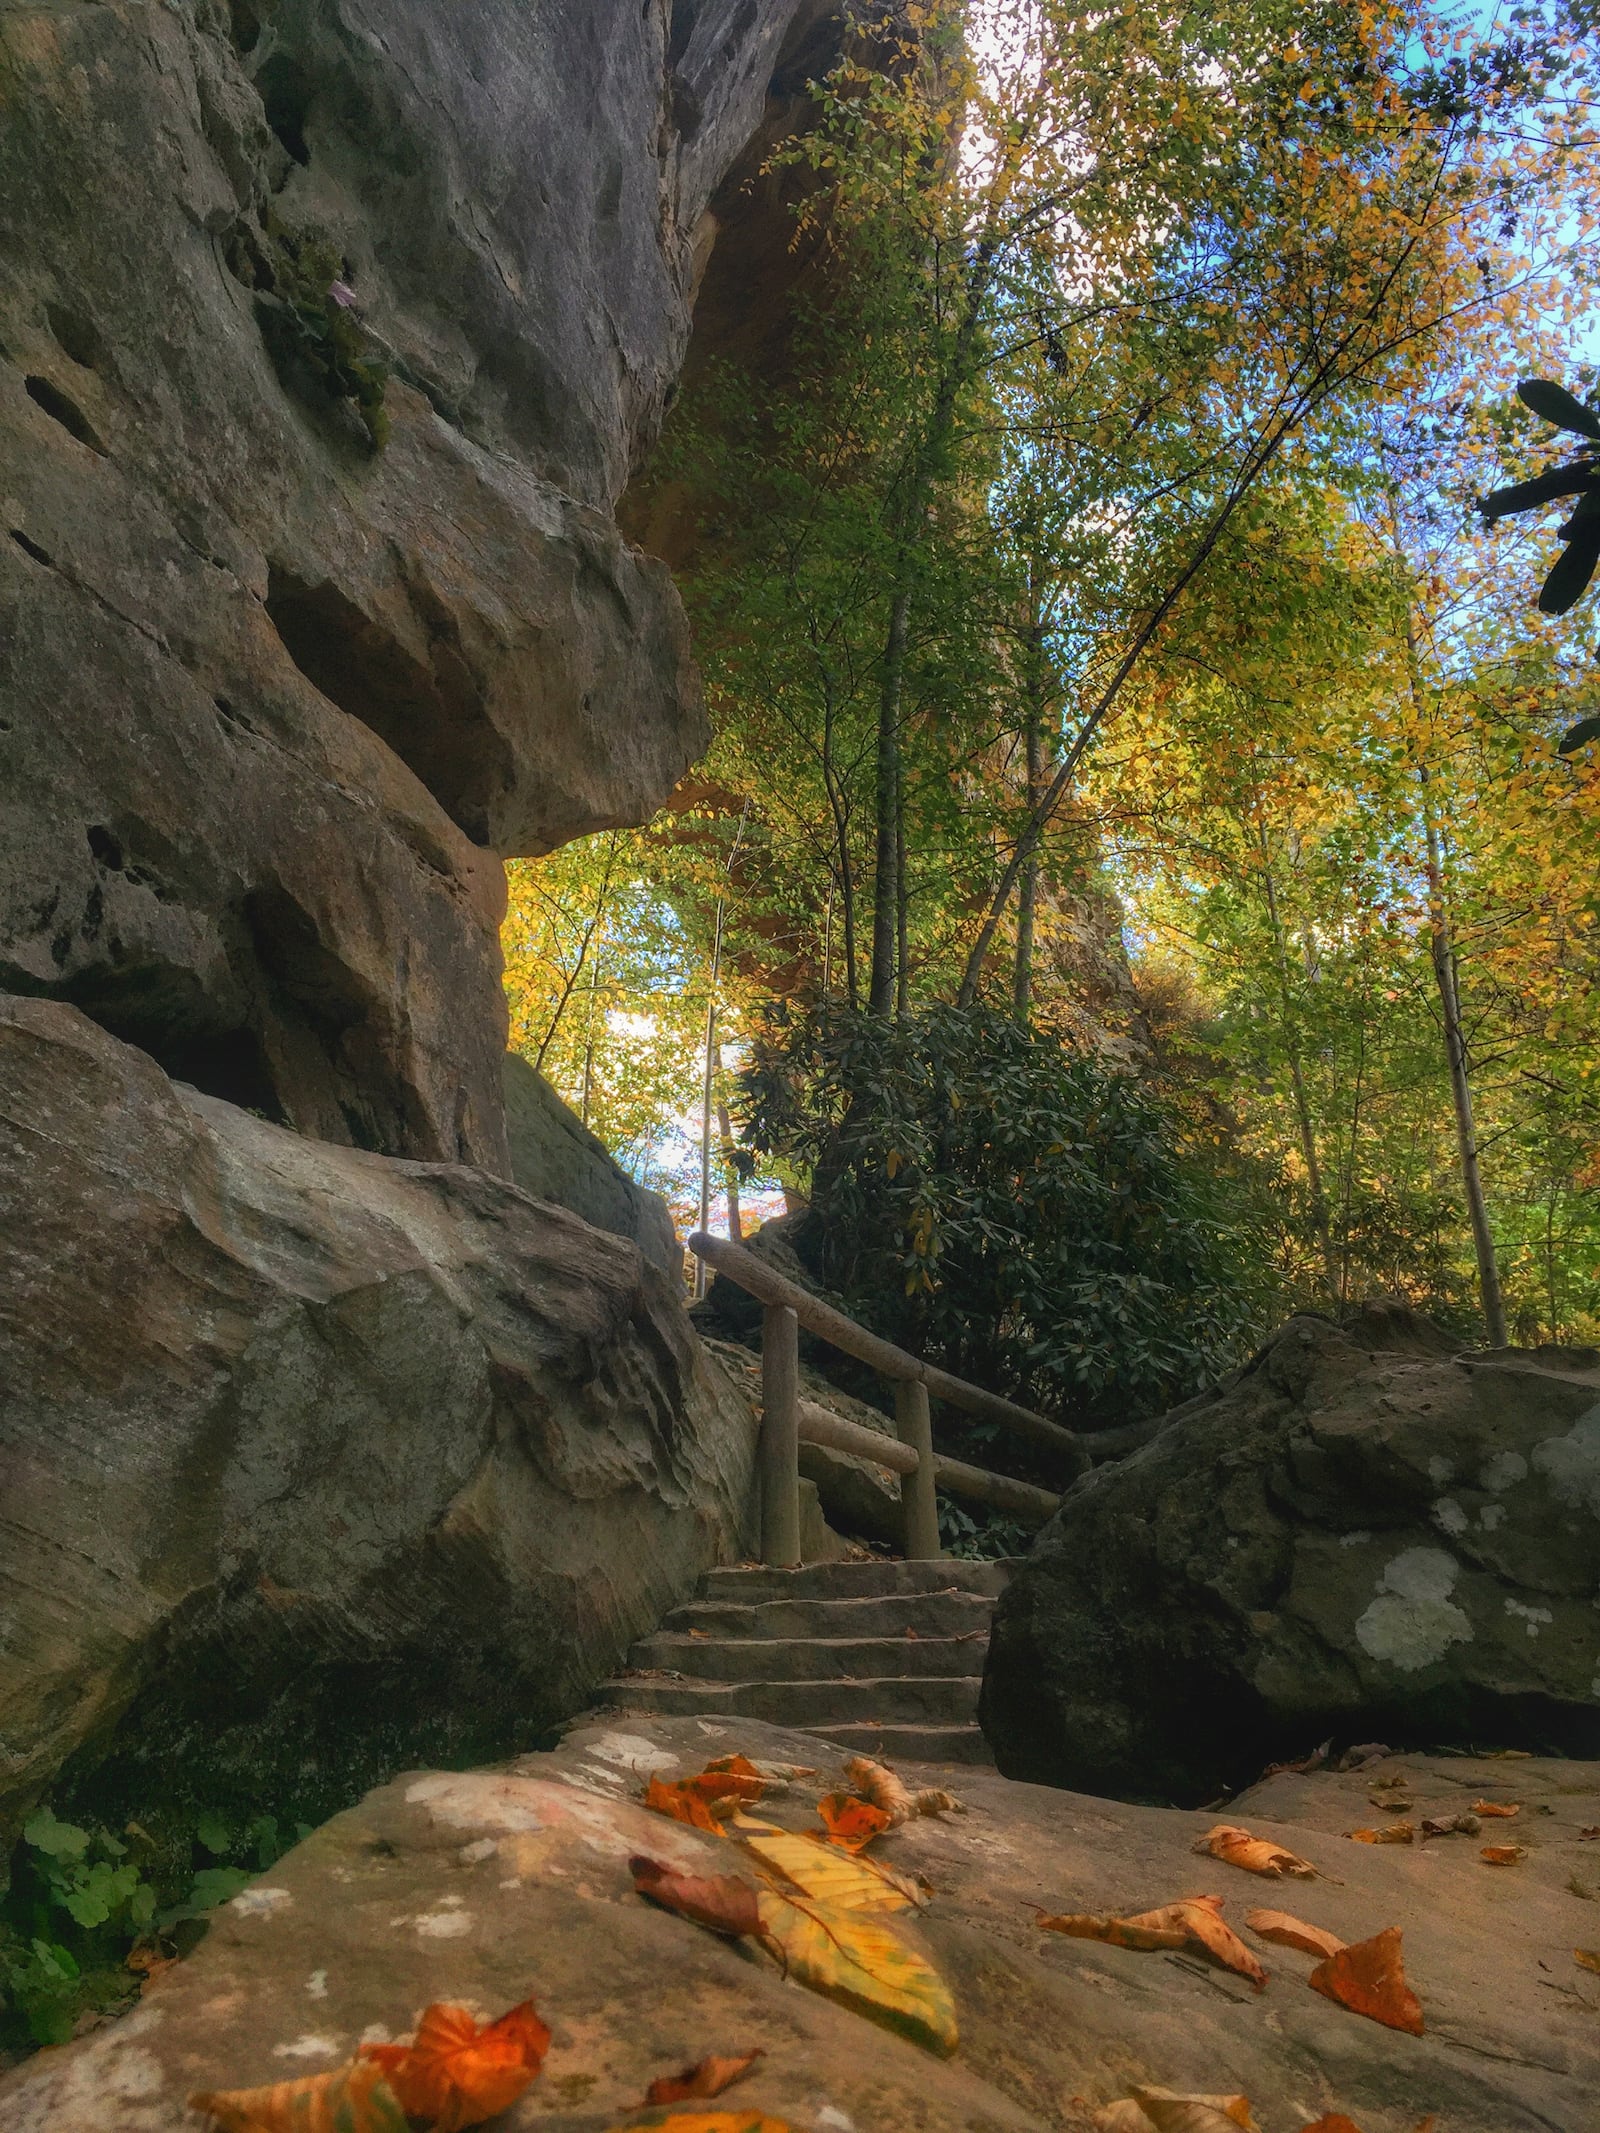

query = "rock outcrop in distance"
[
  {"left": 0, "top": 0, "right": 840, "bottom": 1167},
  {"left": 0, "top": 998, "right": 757, "bottom": 1854},
  {"left": 982, "top": 1307, "right": 1600, "bottom": 1804}
]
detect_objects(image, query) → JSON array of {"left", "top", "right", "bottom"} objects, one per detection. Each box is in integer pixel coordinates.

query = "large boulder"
[
  {"left": 0, "top": 997, "right": 757, "bottom": 1850},
  {"left": 501, "top": 1051, "right": 679, "bottom": 1276},
  {"left": 0, "top": 0, "right": 840, "bottom": 1167},
  {"left": 982, "top": 1309, "right": 1600, "bottom": 1804},
  {"left": 2, "top": 1715, "right": 1595, "bottom": 2130}
]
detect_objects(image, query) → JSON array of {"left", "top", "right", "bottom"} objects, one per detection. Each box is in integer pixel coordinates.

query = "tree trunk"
[
  {"left": 869, "top": 585, "right": 910, "bottom": 1013},
  {"left": 1257, "top": 824, "right": 1335, "bottom": 1297},
  {"left": 1013, "top": 642, "right": 1045, "bottom": 1024}
]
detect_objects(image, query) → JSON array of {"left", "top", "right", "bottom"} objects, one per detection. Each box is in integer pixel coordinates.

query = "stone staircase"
[{"left": 594, "top": 1556, "right": 1011, "bottom": 1766}]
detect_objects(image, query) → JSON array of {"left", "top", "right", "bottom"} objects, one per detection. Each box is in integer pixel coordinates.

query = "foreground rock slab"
[
  {"left": 984, "top": 1308, "right": 1600, "bottom": 1803},
  {"left": 2, "top": 1717, "right": 1594, "bottom": 2131}
]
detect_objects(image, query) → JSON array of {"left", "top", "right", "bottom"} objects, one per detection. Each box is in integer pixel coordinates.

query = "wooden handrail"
[
  {"left": 689, "top": 1230, "right": 1088, "bottom": 1476},
  {"left": 796, "top": 1399, "right": 1060, "bottom": 1526}
]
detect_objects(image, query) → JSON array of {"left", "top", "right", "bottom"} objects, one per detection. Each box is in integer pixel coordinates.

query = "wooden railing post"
[
  {"left": 760, "top": 1303, "right": 801, "bottom": 1567},
  {"left": 895, "top": 1379, "right": 940, "bottom": 1560}
]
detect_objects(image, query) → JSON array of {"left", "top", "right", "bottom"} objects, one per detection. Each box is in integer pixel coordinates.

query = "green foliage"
[
  {"left": 0, "top": 1802, "right": 310, "bottom": 2053},
  {"left": 739, "top": 1001, "right": 1271, "bottom": 1434}
]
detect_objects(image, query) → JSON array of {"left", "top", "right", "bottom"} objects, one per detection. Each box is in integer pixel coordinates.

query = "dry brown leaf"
[
  {"left": 1035, "top": 1909, "right": 1189, "bottom": 1952},
  {"left": 1479, "top": 1844, "right": 1528, "bottom": 1865},
  {"left": 1123, "top": 1896, "right": 1267, "bottom": 1989},
  {"left": 1244, "top": 1908, "right": 1346, "bottom": 1960},
  {"left": 1128, "top": 2086, "right": 1257, "bottom": 2131},
  {"left": 630, "top": 1854, "right": 764, "bottom": 1939},
  {"left": 1344, "top": 1823, "right": 1414, "bottom": 1844},
  {"left": 604, "top": 2116, "right": 790, "bottom": 2133},
  {"left": 1579, "top": 1825, "right": 1600, "bottom": 1840},
  {"left": 843, "top": 1754, "right": 962, "bottom": 1826},
  {"left": 1420, "top": 1813, "right": 1479, "bottom": 1839},
  {"left": 190, "top": 2059, "right": 407, "bottom": 2132},
  {"left": 1473, "top": 1799, "right": 1521, "bottom": 1818},
  {"left": 645, "top": 2050, "right": 765, "bottom": 2104},
  {"left": 1308, "top": 1925, "right": 1423, "bottom": 2035},
  {"left": 1575, "top": 1949, "right": 1600, "bottom": 1975},
  {"left": 1194, "top": 1824, "right": 1317, "bottom": 1878},
  {"left": 1263, "top": 1739, "right": 1332, "bottom": 1778}
]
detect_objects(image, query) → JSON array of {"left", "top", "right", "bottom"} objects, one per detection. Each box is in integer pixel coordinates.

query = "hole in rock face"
[
  {"left": 23, "top": 375, "right": 106, "bottom": 453},
  {"left": 50, "top": 956, "right": 286, "bottom": 1119},
  {"left": 264, "top": 568, "right": 508, "bottom": 845},
  {"left": 86, "top": 824, "right": 125, "bottom": 871},
  {"left": 46, "top": 302, "right": 106, "bottom": 370},
  {"left": 255, "top": 53, "right": 311, "bottom": 164},
  {"left": 10, "top": 528, "right": 54, "bottom": 568},
  {"left": 228, "top": 0, "right": 261, "bottom": 54}
]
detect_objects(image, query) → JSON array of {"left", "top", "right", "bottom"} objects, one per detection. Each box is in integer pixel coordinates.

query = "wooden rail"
[{"left": 689, "top": 1230, "right": 1075, "bottom": 1565}]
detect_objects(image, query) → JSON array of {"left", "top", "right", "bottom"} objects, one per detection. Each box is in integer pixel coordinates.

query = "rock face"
[
  {"left": 502, "top": 1051, "right": 679, "bottom": 1275},
  {"left": 982, "top": 1310, "right": 1600, "bottom": 1804},
  {"left": 0, "top": 0, "right": 839, "bottom": 1167},
  {"left": 0, "top": 997, "right": 757, "bottom": 1850},
  {"left": 3, "top": 1715, "right": 1595, "bottom": 2131}
]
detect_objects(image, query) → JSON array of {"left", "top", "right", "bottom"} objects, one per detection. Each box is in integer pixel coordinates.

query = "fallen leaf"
[
  {"left": 1344, "top": 1823, "right": 1414, "bottom": 1844},
  {"left": 1420, "top": 1813, "right": 1479, "bottom": 1839},
  {"left": 645, "top": 2050, "right": 765, "bottom": 2104},
  {"left": 1129, "top": 2086, "right": 1257, "bottom": 2130},
  {"left": 1194, "top": 1824, "right": 1317, "bottom": 1878},
  {"left": 1575, "top": 1949, "right": 1600, "bottom": 1975},
  {"left": 1263, "top": 1739, "right": 1332, "bottom": 1778},
  {"left": 843, "top": 1754, "right": 962, "bottom": 1826},
  {"left": 757, "top": 1888, "right": 957, "bottom": 2055},
  {"left": 1480, "top": 1844, "right": 1528, "bottom": 1865},
  {"left": 701, "top": 1755, "right": 769, "bottom": 1801},
  {"left": 605, "top": 2117, "right": 789, "bottom": 2133},
  {"left": 1369, "top": 1772, "right": 1413, "bottom": 1793},
  {"left": 1040, "top": 1895, "right": 1265, "bottom": 1989},
  {"left": 1336, "top": 1743, "right": 1391, "bottom": 1772},
  {"left": 1294, "top": 2119, "right": 1364, "bottom": 2132},
  {"left": 1036, "top": 1909, "right": 1189, "bottom": 1952},
  {"left": 1473, "top": 1800, "right": 1521, "bottom": 1818},
  {"left": 817, "top": 1792, "right": 893, "bottom": 1851},
  {"left": 1579, "top": 1826, "right": 1600, "bottom": 1841},
  {"left": 190, "top": 2059, "right": 407, "bottom": 2132},
  {"left": 1244, "top": 1908, "right": 1345, "bottom": 1959},
  {"left": 630, "top": 1855, "right": 764, "bottom": 1938},
  {"left": 1308, "top": 1925, "right": 1423, "bottom": 2035},
  {"left": 360, "top": 2000, "right": 549, "bottom": 2132},
  {"left": 744, "top": 1829, "right": 925, "bottom": 1912},
  {"left": 645, "top": 1775, "right": 729, "bottom": 1835}
]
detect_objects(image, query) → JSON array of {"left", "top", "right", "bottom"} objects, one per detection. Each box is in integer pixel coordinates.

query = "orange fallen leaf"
[
  {"left": 1479, "top": 1844, "right": 1528, "bottom": 1865},
  {"left": 1344, "top": 1823, "right": 1414, "bottom": 1844},
  {"left": 630, "top": 1855, "right": 764, "bottom": 1939},
  {"left": 1308, "top": 1925, "right": 1423, "bottom": 2035},
  {"left": 702, "top": 1754, "right": 769, "bottom": 1801},
  {"left": 1244, "top": 1908, "right": 1345, "bottom": 1960},
  {"left": 360, "top": 1999, "right": 549, "bottom": 2131},
  {"left": 1576, "top": 1949, "right": 1600, "bottom": 1974},
  {"left": 645, "top": 2050, "right": 765, "bottom": 2104},
  {"left": 1041, "top": 1895, "right": 1265, "bottom": 1989},
  {"left": 606, "top": 2117, "right": 790, "bottom": 2133},
  {"left": 843, "top": 1754, "right": 961, "bottom": 1825},
  {"left": 1095, "top": 2090, "right": 1257, "bottom": 2131},
  {"left": 190, "top": 2058, "right": 407, "bottom": 2132},
  {"left": 817, "top": 1792, "right": 893, "bottom": 1851},
  {"left": 1194, "top": 1824, "right": 1316, "bottom": 1878},
  {"left": 1473, "top": 1799, "right": 1520, "bottom": 1817},
  {"left": 646, "top": 1774, "right": 730, "bottom": 1834}
]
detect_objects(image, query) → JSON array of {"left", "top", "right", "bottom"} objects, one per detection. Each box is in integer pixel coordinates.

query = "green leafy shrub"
[
  {"left": 0, "top": 1803, "right": 309, "bottom": 2052},
  {"left": 739, "top": 1002, "right": 1271, "bottom": 1445}
]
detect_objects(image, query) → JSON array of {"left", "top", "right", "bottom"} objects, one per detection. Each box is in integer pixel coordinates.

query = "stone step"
[
  {"left": 701, "top": 1558, "right": 1012, "bottom": 1603},
  {"left": 661, "top": 1590, "right": 997, "bottom": 1640},
  {"left": 626, "top": 1632, "right": 988, "bottom": 1683},
  {"left": 597, "top": 1672, "right": 983, "bottom": 1727},
  {"left": 813, "top": 1721, "right": 994, "bottom": 1767}
]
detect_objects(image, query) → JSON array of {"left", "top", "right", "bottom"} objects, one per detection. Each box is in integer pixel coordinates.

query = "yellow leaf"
[
  {"left": 742, "top": 1829, "right": 921, "bottom": 1912},
  {"left": 757, "top": 1889, "right": 957, "bottom": 2056},
  {"left": 1131, "top": 2088, "right": 1259, "bottom": 2131},
  {"left": 189, "top": 2059, "right": 408, "bottom": 2133},
  {"left": 1575, "top": 1949, "right": 1600, "bottom": 1974}
]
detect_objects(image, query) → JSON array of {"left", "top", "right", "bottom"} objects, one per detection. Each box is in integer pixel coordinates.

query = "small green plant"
[{"left": 0, "top": 1804, "right": 310, "bottom": 2052}]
